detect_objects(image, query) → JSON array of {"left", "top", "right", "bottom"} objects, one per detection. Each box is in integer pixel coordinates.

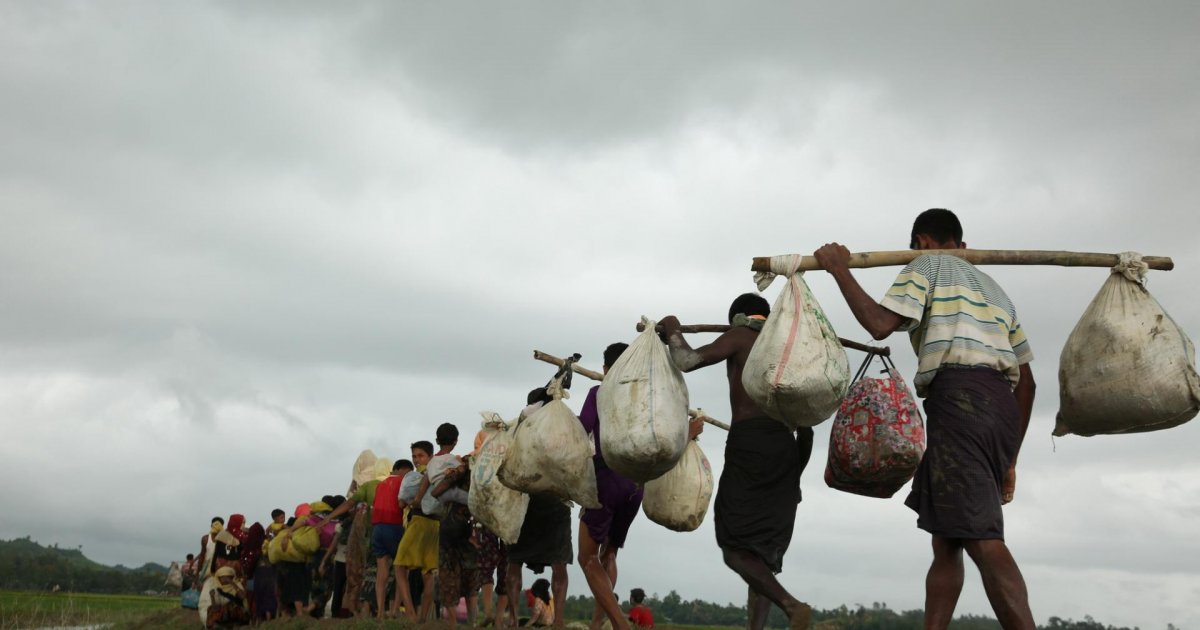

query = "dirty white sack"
[
  {"left": 642, "top": 439, "right": 714, "bottom": 532},
  {"left": 743, "top": 255, "right": 850, "bottom": 428},
  {"left": 469, "top": 412, "right": 530, "bottom": 543},
  {"left": 1056, "top": 253, "right": 1200, "bottom": 436},
  {"left": 597, "top": 317, "right": 691, "bottom": 483}
]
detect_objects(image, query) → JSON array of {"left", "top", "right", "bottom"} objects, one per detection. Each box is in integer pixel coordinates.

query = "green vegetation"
[
  {"left": 0, "top": 591, "right": 176, "bottom": 629},
  {"left": 0, "top": 537, "right": 167, "bottom": 594},
  {"left": 0, "top": 538, "right": 1146, "bottom": 630}
]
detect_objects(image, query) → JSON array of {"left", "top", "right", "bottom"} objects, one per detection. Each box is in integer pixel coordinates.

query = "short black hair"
[
  {"left": 411, "top": 440, "right": 434, "bottom": 457},
  {"left": 328, "top": 495, "right": 346, "bottom": 510},
  {"left": 435, "top": 423, "right": 459, "bottom": 446},
  {"left": 531, "top": 578, "right": 552, "bottom": 603},
  {"left": 631, "top": 588, "right": 646, "bottom": 604},
  {"left": 271, "top": 509, "right": 285, "bottom": 519},
  {"left": 728, "top": 293, "right": 770, "bottom": 324},
  {"left": 394, "top": 459, "right": 414, "bottom": 472},
  {"left": 186, "top": 553, "right": 194, "bottom": 560},
  {"left": 603, "top": 343, "right": 629, "bottom": 370},
  {"left": 321, "top": 495, "right": 334, "bottom": 506},
  {"left": 910, "top": 208, "right": 963, "bottom": 248},
  {"left": 211, "top": 516, "right": 225, "bottom": 525},
  {"left": 285, "top": 517, "right": 296, "bottom": 527},
  {"left": 527, "top": 387, "right": 552, "bottom": 406}
]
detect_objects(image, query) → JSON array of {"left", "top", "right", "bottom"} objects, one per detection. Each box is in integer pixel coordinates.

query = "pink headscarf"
[{"left": 294, "top": 503, "right": 312, "bottom": 518}]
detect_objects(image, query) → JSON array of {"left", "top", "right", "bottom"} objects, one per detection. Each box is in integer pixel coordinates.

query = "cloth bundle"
[
  {"left": 642, "top": 438, "right": 714, "bottom": 532},
  {"left": 743, "top": 255, "right": 850, "bottom": 429},
  {"left": 499, "top": 378, "right": 600, "bottom": 508},
  {"left": 469, "top": 412, "right": 530, "bottom": 543},
  {"left": 598, "top": 317, "right": 691, "bottom": 483},
  {"left": 824, "top": 353, "right": 925, "bottom": 498},
  {"left": 1056, "top": 253, "right": 1200, "bottom": 436}
]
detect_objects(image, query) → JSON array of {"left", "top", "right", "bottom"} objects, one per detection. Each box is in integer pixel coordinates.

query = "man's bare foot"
[{"left": 786, "top": 601, "right": 812, "bottom": 630}]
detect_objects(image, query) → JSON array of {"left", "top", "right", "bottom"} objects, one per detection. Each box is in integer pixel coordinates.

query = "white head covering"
[{"left": 352, "top": 449, "right": 378, "bottom": 487}]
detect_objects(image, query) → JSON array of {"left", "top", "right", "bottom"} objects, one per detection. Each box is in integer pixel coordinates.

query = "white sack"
[
  {"left": 641, "top": 439, "right": 714, "bottom": 532},
  {"left": 498, "top": 382, "right": 601, "bottom": 509},
  {"left": 743, "top": 255, "right": 850, "bottom": 429},
  {"left": 469, "top": 412, "right": 530, "bottom": 544},
  {"left": 165, "top": 561, "right": 183, "bottom": 589},
  {"left": 1056, "top": 253, "right": 1200, "bottom": 436},
  {"left": 597, "top": 317, "right": 690, "bottom": 483}
]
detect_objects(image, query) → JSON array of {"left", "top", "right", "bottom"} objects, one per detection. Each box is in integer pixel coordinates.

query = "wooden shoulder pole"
[
  {"left": 532, "top": 350, "right": 730, "bottom": 431},
  {"left": 751, "top": 249, "right": 1174, "bottom": 273},
  {"left": 634, "top": 323, "right": 890, "bottom": 357}
]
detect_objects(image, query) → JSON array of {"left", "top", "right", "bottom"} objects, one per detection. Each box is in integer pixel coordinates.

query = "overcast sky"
[{"left": 2, "top": 2, "right": 1199, "bottom": 628}]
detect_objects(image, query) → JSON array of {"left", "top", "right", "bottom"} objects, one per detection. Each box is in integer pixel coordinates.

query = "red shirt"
[
  {"left": 373, "top": 473, "right": 406, "bottom": 525},
  {"left": 630, "top": 604, "right": 654, "bottom": 628}
]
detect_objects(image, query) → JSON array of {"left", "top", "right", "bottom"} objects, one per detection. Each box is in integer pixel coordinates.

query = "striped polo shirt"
[{"left": 880, "top": 254, "right": 1033, "bottom": 396}]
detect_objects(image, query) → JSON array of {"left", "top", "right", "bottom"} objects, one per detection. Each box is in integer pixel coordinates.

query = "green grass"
[
  {"left": 0, "top": 591, "right": 740, "bottom": 630},
  {"left": 0, "top": 590, "right": 177, "bottom": 629}
]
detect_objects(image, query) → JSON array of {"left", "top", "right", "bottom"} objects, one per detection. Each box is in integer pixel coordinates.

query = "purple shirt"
[{"left": 578, "top": 385, "right": 605, "bottom": 465}]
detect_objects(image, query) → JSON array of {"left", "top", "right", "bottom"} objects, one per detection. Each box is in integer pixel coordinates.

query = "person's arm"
[
  {"left": 319, "top": 537, "right": 337, "bottom": 575},
  {"left": 413, "top": 475, "right": 431, "bottom": 506},
  {"left": 1003, "top": 363, "right": 1036, "bottom": 504},
  {"left": 431, "top": 465, "right": 470, "bottom": 504},
  {"left": 813, "top": 243, "right": 906, "bottom": 340},
  {"left": 318, "top": 497, "right": 358, "bottom": 528},
  {"left": 658, "top": 316, "right": 747, "bottom": 372},
  {"left": 686, "top": 415, "right": 704, "bottom": 441}
]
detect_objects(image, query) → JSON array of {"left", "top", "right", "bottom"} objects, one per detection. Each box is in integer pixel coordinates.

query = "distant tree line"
[
  {"left": 0, "top": 537, "right": 1152, "bottom": 629},
  {"left": 0, "top": 537, "right": 166, "bottom": 594},
  {"left": 563, "top": 590, "right": 1142, "bottom": 630}
]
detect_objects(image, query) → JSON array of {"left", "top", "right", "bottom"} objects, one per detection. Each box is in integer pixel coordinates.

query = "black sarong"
[
  {"left": 714, "top": 417, "right": 812, "bottom": 574},
  {"left": 507, "top": 493, "right": 572, "bottom": 572},
  {"left": 904, "top": 366, "right": 1020, "bottom": 539}
]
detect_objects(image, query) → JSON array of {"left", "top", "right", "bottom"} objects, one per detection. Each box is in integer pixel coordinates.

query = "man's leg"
[
  {"left": 375, "top": 555, "right": 391, "bottom": 618},
  {"left": 963, "top": 539, "right": 1035, "bottom": 630},
  {"left": 551, "top": 562, "right": 568, "bottom": 628},
  {"left": 394, "top": 566, "right": 414, "bottom": 618},
  {"left": 579, "top": 528, "right": 627, "bottom": 630},
  {"left": 747, "top": 587, "right": 772, "bottom": 630},
  {"left": 924, "top": 535, "right": 965, "bottom": 630},
  {"left": 590, "top": 544, "right": 621, "bottom": 627},
  {"left": 721, "top": 548, "right": 810, "bottom": 629},
  {"left": 481, "top": 582, "right": 495, "bottom": 622},
  {"left": 506, "top": 562, "right": 523, "bottom": 624},
  {"left": 419, "top": 570, "right": 436, "bottom": 621}
]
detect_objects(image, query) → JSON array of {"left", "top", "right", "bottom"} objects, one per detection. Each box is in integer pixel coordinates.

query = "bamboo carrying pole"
[
  {"left": 635, "top": 322, "right": 891, "bottom": 357},
  {"left": 750, "top": 249, "right": 1175, "bottom": 273},
  {"left": 532, "top": 350, "right": 732, "bottom": 431}
]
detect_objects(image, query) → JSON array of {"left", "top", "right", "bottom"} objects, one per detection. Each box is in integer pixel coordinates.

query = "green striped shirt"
[{"left": 881, "top": 254, "right": 1032, "bottom": 396}]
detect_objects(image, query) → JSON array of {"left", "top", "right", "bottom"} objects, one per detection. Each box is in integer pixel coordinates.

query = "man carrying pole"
[
  {"left": 577, "top": 342, "right": 704, "bottom": 630},
  {"left": 812, "top": 208, "right": 1036, "bottom": 629},
  {"left": 657, "top": 294, "right": 814, "bottom": 630}
]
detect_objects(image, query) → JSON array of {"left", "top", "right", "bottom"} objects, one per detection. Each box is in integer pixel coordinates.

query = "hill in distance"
[{"left": 0, "top": 536, "right": 167, "bottom": 594}]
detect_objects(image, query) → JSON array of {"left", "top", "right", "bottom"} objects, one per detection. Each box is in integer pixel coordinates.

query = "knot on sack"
[
  {"left": 753, "top": 254, "right": 804, "bottom": 291},
  {"left": 479, "top": 411, "right": 507, "bottom": 430},
  {"left": 640, "top": 316, "right": 658, "bottom": 334},
  {"left": 1112, "top": 251, "right": 1148, "bottom": 284},
  {"left": 546, "top": 375, "right": 570, "bottom": 401}
]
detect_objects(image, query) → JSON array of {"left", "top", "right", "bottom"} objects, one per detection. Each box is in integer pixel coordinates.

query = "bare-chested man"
[{"left": 658, "top": 294, "right": 814, "bottom": 630}]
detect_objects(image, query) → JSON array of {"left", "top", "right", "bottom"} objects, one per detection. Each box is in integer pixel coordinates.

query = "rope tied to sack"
[
  {"left": 1112, "top": 251, "right": 1149, "bottom": 284},
  {"left": 753, "top": 254, "right": 805, "bottom": 291}
]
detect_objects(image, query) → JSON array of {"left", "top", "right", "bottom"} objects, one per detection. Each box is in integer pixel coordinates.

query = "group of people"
[
  {"left": 182, "top": 347, "right": 676, "bottom": 630},
  {"left": 186, "top": 208, "right": 1039, "bottom": 630}
]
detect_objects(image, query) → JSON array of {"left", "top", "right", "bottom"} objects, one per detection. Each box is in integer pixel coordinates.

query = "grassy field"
[
  {"left": 0, "top": 590, "right": 177, "bottom": 629},
  {"left": 0, "top": 591, "right": 741, "bottom": 630}
]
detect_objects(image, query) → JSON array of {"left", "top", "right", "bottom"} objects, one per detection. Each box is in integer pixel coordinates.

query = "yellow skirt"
[{"left": 394, "top": 516, "right": 439, "bottom": 573}]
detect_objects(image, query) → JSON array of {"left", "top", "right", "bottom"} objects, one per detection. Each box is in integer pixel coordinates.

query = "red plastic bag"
[{"left": 824, "top": 354, "right": 925, "bottom": 498}]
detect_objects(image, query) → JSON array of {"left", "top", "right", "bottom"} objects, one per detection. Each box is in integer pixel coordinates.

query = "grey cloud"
[{"left": 3, "top": 2, "right": 1200, "bottom": 628}]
